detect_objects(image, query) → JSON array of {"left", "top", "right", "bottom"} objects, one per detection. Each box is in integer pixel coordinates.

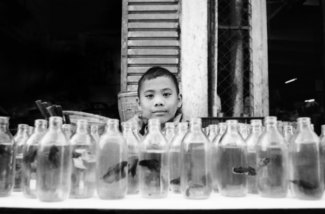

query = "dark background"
[{"left": 0, "top": 0, "right": 324, "bottom": 133}]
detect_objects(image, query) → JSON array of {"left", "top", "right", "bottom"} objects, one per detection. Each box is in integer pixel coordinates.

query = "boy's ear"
[
  {"left": 136, "top": 97, "right": 142, "bottom": 112},
  {"left": 177, "top": 94, "right": 183, "bottom": 109}
]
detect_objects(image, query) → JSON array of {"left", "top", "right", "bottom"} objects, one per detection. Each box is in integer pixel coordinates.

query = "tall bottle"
[
  {"left": 70, "top": 119, "right": 96, "bottom": 198},
  {"left": 169, "top": 122, "right": 188, "bottom": 193},
  {"left": 0, "top": 117, "right": 15, "bottom": 197},
  {"left": 256, "top": 116, "right": 288, "bottom": 198},
  {"left": 14, "top": 124, "right": 30, "bottom": 191},
  {"left": 22, "top": 119, "right": 47, "bottom": 198},
  {"left": 139, "top": 118, "right": 169, "bottom": 198},
  {"left": 96, "top": 119, "right": 127, "bottom": 199},
  {"left": 246, "top": 119, "right": 262, "bottom": 194},
  {"left": 216, "top": 120, "right": 247, "bottom": 197},
  {"left": 36, "top": 117, "right": 72, "bottom": 202},
  {"left": 122, "top": 121, "right": 140, "bottom": 194},
  {"left": 290, "top": 117, "right": 324, "bottom": 200},
  {"left": 181, "top": 118, "right": 211, "bottom": 199}
]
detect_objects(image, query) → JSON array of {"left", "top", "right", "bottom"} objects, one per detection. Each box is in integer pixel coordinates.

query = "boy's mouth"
[{"left": 152, "top": 110, "right": 168, "bottom": 116}]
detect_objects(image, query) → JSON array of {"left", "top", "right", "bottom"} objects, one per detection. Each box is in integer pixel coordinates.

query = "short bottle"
[
  {"left": 96, "top": 119, "right": 127, "bottom": 199},
  {"left": 22, "top": 119, "right": 47, "bottom": 198},
  {"left": 290, "top": 117, "right": 324, "bottom": 200},
  {"left": 139, "top": 118, "right": 169, "bottom": 198},
  {"left": 122, "top": 121, "right": 140, "bottom": 194},
  {"left": 0, "top": 117, "right": 15, "bottom": 197},
  {"left": 256, "top": 116, "right": 288, "bottom": 198},
  {"left": 14, "top": 124, "right": 30, "bottom": 191},
  {"left": 36, "top": 117, "right": 72, "bottom": 202},
  {"left": 216, "top": 120, "right": 247, "bottom": 197},
  {"left": 181, "top": 118, "right": 211, "bottom": 199},
  {"left": 246, "top": 119, "right": 262, "bottom": 194},
  {"left": 70, "top": 119, "right": 96, "bottom": 198},
  {"left": 169, "top": 122, "right": 188, "bottom": 193}
]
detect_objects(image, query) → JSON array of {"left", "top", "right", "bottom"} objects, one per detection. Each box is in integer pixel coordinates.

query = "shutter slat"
[
  {"left": 128, "top": 48, "right": 179, "bottom": 55},
  {"left": 128, "top": 22, "right": 178, "bottom": 29},
  {"left": 128, "top": 13, "right": 178, "bottom": 20},
  {"left": 128, "top": 40, "right": 179, "bottom": 47},
  {"left": 127, "top": 84, "right": 138, "bottom": 92},
  {"left": 128, "top": 31, "right": 178, "bottom": 38},
  {"left": 127, "top": 75, "right": 142, "bottom": 83},
  {"left": 128, "top": 57, "right": 179, "bottom": 64},
  {"left": 128, "top": 66, "right": 178, "bottom": 74},
  {"left": 129, "top": 0, "right": 178, "bottom": 2},
  {"left": 129, "top": 5, "right": 178, "bottom": 11}
]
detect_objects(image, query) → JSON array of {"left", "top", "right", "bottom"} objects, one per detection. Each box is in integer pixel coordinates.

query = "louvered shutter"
[{"left": 121, "top": 0, "right": 181, "bottom": 92}]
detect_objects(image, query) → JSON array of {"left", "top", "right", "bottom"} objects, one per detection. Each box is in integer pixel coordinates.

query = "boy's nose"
[{"left": 154, "top": 97, "right": 164, "bottom": 107}]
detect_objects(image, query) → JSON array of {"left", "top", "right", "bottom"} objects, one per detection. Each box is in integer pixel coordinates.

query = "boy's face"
[{"left": 138, "top": 76, "right": 182, "bottom": 124}]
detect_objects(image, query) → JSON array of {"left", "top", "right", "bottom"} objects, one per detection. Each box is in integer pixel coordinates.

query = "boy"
[{"left": 128, "top": 66, "right": 183, "bottom": 135}]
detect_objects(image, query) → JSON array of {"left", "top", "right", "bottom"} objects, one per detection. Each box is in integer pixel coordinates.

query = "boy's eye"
[
  {"left": 163, "top": 92, "right": 171, "bottom": 97},
  {"left": 145, "top": 94, "right": 154, "bottom": 99}
]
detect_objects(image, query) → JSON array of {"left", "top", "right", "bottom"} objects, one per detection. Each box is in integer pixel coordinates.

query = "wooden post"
[
  {"left": 120, "top": 0, "right": 128, "bottom": 92},
  {"left": 180, "top": 0, "right": 209, "bottom": 119},
  {"left": 250, "top": 0, "right": 269, "bottom": 117}
]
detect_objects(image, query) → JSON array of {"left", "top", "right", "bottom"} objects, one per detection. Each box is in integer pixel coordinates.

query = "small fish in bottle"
[
  {"left": 14, "top": 124, "right": 30, "bottom": 192},
  {"left": 70, "top": 119, "right": 96, "bottom": 199},
  {"left": 139, "top": 119, "right": 169, "bottom": 198},
  {"left": 0, "top": 117, "right": 15, "bottom": 197},
  {"left": 181, "top": 118, "right": 211, "bottom": 199},
  {"left": 257, "top": 116, "right": 288, "bottom": 198},
  {"left": 96, "top": 119, "right": 127, "bottom": 199},
  {"left": 246, "top": 119, "right": 262, "bottom": 194},
  {"left": 216, "top": 120, "right": 247, "bottom": 197},
  {"left": 290, "top": 117, "right": 324, "bottom": 200},
  {"left": 22, "top": 119, "right": 47, "bottom": 198},
  {"left": 169, "top": 122, "right": 188, "bottom": 193},
  {"left": 36, "top": 117, "right": 72, "bottom": 202},
  {"left": 122, "top": 121, "right": 140, "bottom": 194}
]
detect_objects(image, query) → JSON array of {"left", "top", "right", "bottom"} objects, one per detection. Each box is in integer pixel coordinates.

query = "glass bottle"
[
  {"left": 164, "top": 122, "right": 176, "bottom": 144},
  {"left": 256, "top": 116, "right": 288, "bottom": 198},
  {"left": 290, "top": 117, "right": 324, "bottom": 200},
  {"left": 96, "top": 119, "right": 127, "bottom": 199},
  {"left": 207, "top": 124, "right": 219, "bottom": 143},
  {"left": 122, "top": 121, "right": 140, "bottom": 194},
  {"left": 62, "top": 124, "right": 73, "bottom": 139},
  {"left": 0, "top": 117, "right": 15, "bottom": 197},
  {"left": 246, "top": 119, "right": 262, "bottom": 194},
  {"left": 139, "top": 118, "right": 169, "bottom": 198},
  {"left": 22, "top": 119, "right": 47, "bottom": 198},
  {"left": 181, "top": 118, "right": 211, "bottom": 199},
  {"left": 216, "top": 120, "right": 247, "bottom": 197},
  {"left": 169, "top": 122, "right": 188, "bottom": 193},
  {"left": 36, "top": 117, "right": 72, "bottom": 202},
  {"left": 28, "top": 126, "right": 34, "bottom": 137},
  {"left": 320, "top": 124, "right": 325, "bottom": 188},
  {"left": 14, "top": 124, "right": 30, "bottom": 191},
  {"left": 70, "top": 119, "right": 96, "bottom": 198}
]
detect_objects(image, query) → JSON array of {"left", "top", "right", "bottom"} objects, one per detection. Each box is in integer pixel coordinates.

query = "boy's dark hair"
[{"left": 137, "top": 66, "right": 180, "bottom": 96}]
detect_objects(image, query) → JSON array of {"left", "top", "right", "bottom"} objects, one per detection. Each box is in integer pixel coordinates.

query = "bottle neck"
[
  {"left": 226, "top": 121, "right": 239, "bottom": 134},
  {"left": 297, "top": 118, "right": 312, "bottom": 132},
  {"left": 49, "top": 117, "right": 63, "bottom": 131},
  {"left": 0, "top": 124, "right": 8, "bottom": 133}
]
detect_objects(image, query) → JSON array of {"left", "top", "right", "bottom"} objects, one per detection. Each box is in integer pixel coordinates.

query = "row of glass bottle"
[{"left": 0, "top": 115, "right": 324, "bottom": 201}]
